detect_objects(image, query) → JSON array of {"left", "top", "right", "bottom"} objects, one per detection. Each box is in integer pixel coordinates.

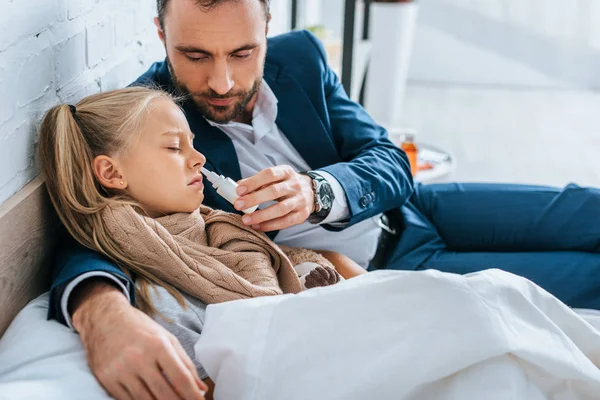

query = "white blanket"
[{"left": 195, "top": 269, "right": 600, "bottom": 400}]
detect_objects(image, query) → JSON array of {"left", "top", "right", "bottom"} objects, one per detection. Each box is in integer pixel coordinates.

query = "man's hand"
[
  {"left": 235, "top": 165, "right": 315, "bottom": 231},
  {"left": 72, "top": 281, "right": 208, "bottom": 400}
]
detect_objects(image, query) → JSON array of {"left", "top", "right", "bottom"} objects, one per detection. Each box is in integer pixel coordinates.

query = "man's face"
[{"left": 158, "top": 0, "right": 268, "bottom": 124}]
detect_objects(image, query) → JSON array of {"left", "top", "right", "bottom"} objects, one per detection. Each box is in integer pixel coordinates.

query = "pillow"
[{"left": 0, "top": 293, "right": 111, "bottom": 400}]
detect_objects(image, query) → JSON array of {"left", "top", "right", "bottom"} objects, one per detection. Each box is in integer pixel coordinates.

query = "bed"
[
  {"left": 0, "top": 177, "right": 116, "bottom": 399},
  {"left": 2, "top": 177, "right": 600, "bottom": 400},
  {"left": 0, "top": 176, "right": 58, "bottom": 337}
]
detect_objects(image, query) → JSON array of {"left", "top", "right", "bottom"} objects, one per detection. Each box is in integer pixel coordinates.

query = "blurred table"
[
  {"left": 414, "top": 143, "right": 454, "bottom": 183},
  {"left": 388, "top": 128, "right": 455, "bottom": 184}
]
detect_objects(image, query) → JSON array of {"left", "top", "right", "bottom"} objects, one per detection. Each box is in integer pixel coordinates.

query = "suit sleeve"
[
  {"left": 302, "top": 31, "right": 415, "bottom": 230},
  {"left": 47, "top": 235, "right": 135, "bottom": 326}
]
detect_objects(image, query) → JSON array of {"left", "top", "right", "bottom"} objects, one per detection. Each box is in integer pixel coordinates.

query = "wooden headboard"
[{"left": 0, "top": 176, "right": 60, "bottom": 337}]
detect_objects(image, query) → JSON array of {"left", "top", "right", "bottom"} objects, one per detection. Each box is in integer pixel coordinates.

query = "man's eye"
[
  {"left": 233, "top": 53, "right": 251, "bottom": 59},
  {"left": 168, "top": 147, "right": 181, "bottom": 152},
  {"left": 186, "top": 54, "right": 208, "bottom": 62}
]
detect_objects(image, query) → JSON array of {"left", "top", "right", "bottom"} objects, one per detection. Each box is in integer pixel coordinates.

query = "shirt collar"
[{"left": 205, "top": 80, "right": 278, "bottom": 142}]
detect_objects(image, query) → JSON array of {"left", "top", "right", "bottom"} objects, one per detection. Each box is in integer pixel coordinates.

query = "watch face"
[
  {"left": 318, "top": 185, "right": 333, "bottom": 209},
  {"left": 304, "top": 171, "right": 335, "bottom": 223}
]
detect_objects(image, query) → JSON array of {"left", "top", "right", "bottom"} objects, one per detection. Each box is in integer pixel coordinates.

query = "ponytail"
[
  {"left": 38, "top": 88, "right": 187, "bottom": 315},
  {"left": 41, "top": 105, "right": 99, "bottom": 236}
]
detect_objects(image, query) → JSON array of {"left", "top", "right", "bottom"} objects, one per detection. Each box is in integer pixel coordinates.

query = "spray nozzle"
[
  {"left": 201, "top": 167, "right": 220, "bottom": 184},
  {"left": 200, "top": 167, "right": 258, "bottom": 214}
]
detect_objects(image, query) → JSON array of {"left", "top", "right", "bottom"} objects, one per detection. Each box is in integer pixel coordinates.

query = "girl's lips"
[
  {"left": 188, "top": 177, "right": 204, "bottom": 187},
  {"left": 208, "top": 97, "right": 234, "bottom": 106}
]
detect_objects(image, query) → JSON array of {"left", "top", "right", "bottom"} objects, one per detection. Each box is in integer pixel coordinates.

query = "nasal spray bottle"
[{"left": 201, "top": 167, "right": 258, "bottom": 214}]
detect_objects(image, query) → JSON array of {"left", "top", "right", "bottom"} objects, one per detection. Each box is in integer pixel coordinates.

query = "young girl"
[{"left": 38, "top": 87, "right": 365, "bottom": 397}]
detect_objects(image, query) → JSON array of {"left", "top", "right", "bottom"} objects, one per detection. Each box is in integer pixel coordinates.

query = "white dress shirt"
[
  {"left": 206, "top": 80, "right": 382, "bottom": 265},
  {"left": 61, "top": 80, "right": 382, "bottom": 327}
]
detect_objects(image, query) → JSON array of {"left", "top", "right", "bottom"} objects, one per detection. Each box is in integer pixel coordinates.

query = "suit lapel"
[{"left": 265, "top": 65, "right": 341, "bottom": 170}]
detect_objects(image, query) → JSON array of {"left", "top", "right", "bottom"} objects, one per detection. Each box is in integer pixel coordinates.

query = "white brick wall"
[
  {"left": 0, "top": 0, "right": 165, "bottom": 205},
  {"left": 0, "top": 0, "right": 296, "bottom": 205}
]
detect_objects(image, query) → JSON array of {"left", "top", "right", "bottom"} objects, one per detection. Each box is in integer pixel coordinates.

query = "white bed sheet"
[
  {"left": 1, "top": 270, "right": 600, "bottom": 400},
  {"left": 195, "top": 269, "right": 600, "bottom": 400}
]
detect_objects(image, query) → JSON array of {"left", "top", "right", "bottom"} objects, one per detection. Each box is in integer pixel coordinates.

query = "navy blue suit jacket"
[{"left": 48, "top": 30, "right": 413, "bottom": 324}]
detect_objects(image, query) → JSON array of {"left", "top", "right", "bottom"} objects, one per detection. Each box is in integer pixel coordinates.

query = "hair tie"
[{"left": 69, "top": 104, "right": 77, "bottom": 115}]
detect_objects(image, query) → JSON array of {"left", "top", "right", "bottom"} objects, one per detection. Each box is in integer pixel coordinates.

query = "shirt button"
[{"left": 360, "top": 197, "right": 369, "bottom": 207}]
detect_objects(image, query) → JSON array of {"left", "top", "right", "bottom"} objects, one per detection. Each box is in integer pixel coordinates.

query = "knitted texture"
[
  {"left": 279, "top": 245, "right": 335, "bottom": 269},
  {"left": 102, "top": 204, "right": 304, "bottom": 304}
]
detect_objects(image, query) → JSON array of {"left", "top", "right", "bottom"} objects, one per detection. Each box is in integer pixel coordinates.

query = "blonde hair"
[{"left": 38, "top": 87, "right": 185, "bottom": 315}]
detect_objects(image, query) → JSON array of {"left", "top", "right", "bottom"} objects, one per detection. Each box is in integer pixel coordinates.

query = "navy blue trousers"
[{"left": 384, "top": 183, "right": 600, "bottom": 309}]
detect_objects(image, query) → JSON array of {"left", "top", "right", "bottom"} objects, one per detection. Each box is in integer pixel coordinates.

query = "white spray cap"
[
  {"left": 201, "top": 167, "right": 220, "bottom": 184},
  {"left": 200, "top": 166, "right": 258, "bottom": 214}
]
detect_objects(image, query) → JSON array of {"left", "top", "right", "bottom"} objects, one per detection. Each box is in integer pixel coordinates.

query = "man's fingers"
[
  {"left": 235, "top": 181, "right": 294, "bottom": 211},
  {"left": 141, "top": 366, "right": 181, "bottom": 400},
  {"left": 169, "top": 337, "right": 208, "bottom": 392},
  {"left": 242, "top": 198, "right": 297, "bottom": 226},
  {"left": 256, "top": 211, "right": 303, "bottom": 232},
  {"left": 95, "top": 357, "right": 157, "bottom": 400},
  {"left": 125, "top": 378, "right": 156, "bottom": 400},
  {"left": 94, "top": 364, "right": 134, "bottom": 400},
  {"left": 111, "top": 384, "right": 135, "bottom": 400},
  {"left": 77, "top": 291, "right": 205, "bottom": 400},
  {"left": 169, "top": 336, "right": 199, "bottom": 377},
  {"left": 158, "top": 345, "right": 206, "bottom": 400},
  {"left": 237, "top": 166, "right": 293, "bottom": 195},
  {"left": 99, "top": 380, "right": 133, "bottom": 400}
]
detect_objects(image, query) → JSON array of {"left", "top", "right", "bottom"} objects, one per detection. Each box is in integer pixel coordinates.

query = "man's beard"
[{"left": 167, "top": 57, "right": 262, "bottom": 124}]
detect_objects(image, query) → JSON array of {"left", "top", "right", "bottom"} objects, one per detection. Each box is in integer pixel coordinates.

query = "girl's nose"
[{"left": 189, "top": 149, "right": 206, "bottom": 170}]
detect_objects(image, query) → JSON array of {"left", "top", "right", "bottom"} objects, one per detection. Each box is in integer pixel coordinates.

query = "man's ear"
[
  {"left": 154, "top": 17, "right": 166, "bottom": 43},
  {"left": 93, "top": 155, "right": 128, "bottom": 190}
]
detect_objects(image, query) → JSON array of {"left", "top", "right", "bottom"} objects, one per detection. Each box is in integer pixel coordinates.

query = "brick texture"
[{"left": 0, "top": 0, "right": 165, "bottom": 204}]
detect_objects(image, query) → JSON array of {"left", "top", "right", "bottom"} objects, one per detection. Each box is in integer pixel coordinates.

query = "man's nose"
[{"left": 208, "top": 60, "right": 234, "bottom": 95}]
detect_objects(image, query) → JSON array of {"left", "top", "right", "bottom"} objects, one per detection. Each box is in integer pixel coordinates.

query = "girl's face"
[{"left": 105, "top": 98, "right": 207, "bottom": 216}]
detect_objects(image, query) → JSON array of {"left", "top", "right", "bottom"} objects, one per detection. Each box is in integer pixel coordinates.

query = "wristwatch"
[{"left": 301, "top": 171, "right": 335, "bottom": 224}]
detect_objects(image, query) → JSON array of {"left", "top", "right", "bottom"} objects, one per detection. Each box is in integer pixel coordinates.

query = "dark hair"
[{"left": 157, "top": 0, "right": 270, "bottom": 29}]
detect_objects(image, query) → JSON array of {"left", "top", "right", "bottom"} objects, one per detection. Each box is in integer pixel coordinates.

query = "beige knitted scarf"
[{"left": 102, "top": 204, "right": 304, "bottom": 305}]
